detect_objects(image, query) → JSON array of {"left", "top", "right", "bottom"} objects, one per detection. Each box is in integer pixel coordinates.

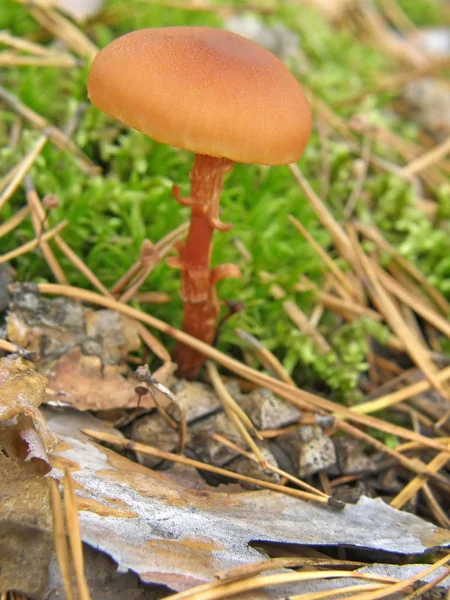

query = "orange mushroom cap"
[{"left": 88, "top": 27, "right": 312, "bottom": 165}]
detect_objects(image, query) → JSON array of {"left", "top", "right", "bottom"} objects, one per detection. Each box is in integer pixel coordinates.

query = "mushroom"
[{"left": 88, "top": 27, "right": 312, "bottom": 379}]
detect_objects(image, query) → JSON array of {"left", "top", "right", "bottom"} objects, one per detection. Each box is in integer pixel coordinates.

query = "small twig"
[
  {"left": 236, "top": 328, "right": 295, "bottom": 386},
  {"left": 83, "top": 428, "right": 344, "bottom": 509},
  {"left": 25, "top": 176, "right": 68, "bottom": 284},
  {"left": 134, "top": 291, "right": 171, "bottom": 304},
  {"left": 288, "top": 165, "right": 354, "bottom": 262},
  {"left": 0, "top": 53, "right": 78, "bottom": 67},
  {"left": 232, "top": 237, "right": 252, "bottom": 263},
  {"left": 27, "top": 5, "right": 98, "bottom": 60},
  {"left": 50, "top": 479, "right": 75, "bottom": 600},
  {"left": 63, "top": 469, "right": 91, "bottom": 600},
  {"left": 390, "top": 448, "right": 450, "bottom": 509},
  {"left": 0, "top": 339, "right": 36, "bottom": 360},
  {"left": 135, "top": 365, "right": 186, "bottom": 451},
  {"left": 0, "top": 220, "right": 67, "bottom": 263},
  {"left": 206, "top": 361, "right": 265, "bottom": 465},
  {"left": 0, "top": 134, "right": 47, "bottom": 212},
  {"left": 344, "top": 127, "right": 373, "bottom": 218},
  {"left": 271, "top": 284, "right": 332, "bottom": 354},
  {"left": 356, "top": 222, "right": 450, "bottom": 314},
  {"left": 0, "top": 205, "right": 30, "bottom": 238},
  {"left": 212, "top": 433, "right": 329, "bottom": 500},
  {"left": 402, "top": 135, "right": 450, "bottom": 177},
  {"left": 289, "top": 215, "right": 355, "bottom": 299},
  {"left": 0, "top": 84, "right": 99, "bottom": 174}
]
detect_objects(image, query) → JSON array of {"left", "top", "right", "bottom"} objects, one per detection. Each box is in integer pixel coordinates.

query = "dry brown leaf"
[
  {"left": 0, "top": 354, "right": 56, "bottom": 451},
  {"left": 6, "top": 288, "right": 154, "bottom": 411},
  {"left": 16, "top": 413, "right": 52, "bottom": 474},
  {"left": 46, "top": 347, "right": 154, "bottom": 411}
]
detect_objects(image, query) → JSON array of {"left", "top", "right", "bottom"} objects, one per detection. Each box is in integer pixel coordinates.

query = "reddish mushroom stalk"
[
  {"left": 87, "top": 26, "right": 312, "bottom": 380},
  {"left": 169, "top": 154, "right": 240, "bottom": 378}
]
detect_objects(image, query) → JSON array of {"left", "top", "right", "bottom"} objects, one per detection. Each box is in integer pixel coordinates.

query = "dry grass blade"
[
  {"left": 212, "top": 432, "right": 329, "bottom": 499},
  {"left": 27, "top": 5, "right": 98, "bottom": 60},
  {"left": 0, "top": 29, "right": 63, "bottom": 56},
  {"left": 390, "top": 447, "right": 450, "bottom": 509},
  {"left": 271, "top": 284, "right": 332, "bottom": 353},
  {"left": 336, "top": 419, "right": 450, "bottom": 494},
  {"left": 0, "top": 54, "right": 78, "bottom": 67},
  {"left": 338, "top": 553, "right": 450, "bottom": 600},
  {"left": 288, "top": 165, "right": 353, "bottom": 262},
  {"left": 375, "top": 267, "right": 450, "bottom": 338},
  {"left": 83, "top": 429, "right": 343, "bottom": 509},
  {"left": 236, "top": 328, "right": 295, "bottom": 385},
  {"left": 352, "top": 365, "right": 450, "bottom": 414},
  {"left": 356, "top": 222, "right": 450, "bottom": 314},
  {"left": 136, "top": 323, "right": 170, "bottom": 362},
  {"left": 206, "top": 360, "right": 265, "bottom": 462},
  {"left": 422, "top": 484, "right": 450, "bottom": 529},
  {"left": 25, "top": 177, "right": 68, "bottom": 285},
  {"left": 134, "top": 291, "right": 171, "bottom": 304},
  {"left": 289, "top": 214, "right": 354, "bottom": 298},
  {"left": 0, "top": 84, "right": 99, "bottom": 174},
  {"left": 403, "top": 566, "right": 450, "bottom": 600},
  {"left": 63, "top": 469, "right": 91, "bottom": 600},
  {"left": 111, "top": 222, "right": 188, "bottom": 295},
  {"left": 0, "top": 220, "right": 67, "bottom": 263},
  {"left": 165, "top": 557, "right": 366, "bottom": 600},
  {"left": 0, "top": 134, "right": 47, "bottom": 212},
  {"left": 401, "top": 136, "right": 450, "bottom": 177},
  {"left": 351, "top": 237, "right": 449, "bottom": 405},
  {"left": 50, "top": 479, "right": 75, "bottom": 600},
  {"left": 0, "top": 205, "right": 30, "bottom": 238},
  {"left": 164, "top": 570, "right": 400, "bottom": 600},
  {"left": 316, "top": 290, "right": 382, "bottom": 322},
  {"left": 35, "top": 284, "right": 450, "bottom": 456},
  {"left": 333, "top": 55, "right": 450, "bottom": 108},
  {"left": 288, "top": 583, "right": 391, "bottom": 600},
  {"left": 344, "top": 128, "right": 373, "bottom": 218},
  {"left": 0, "top": 338, "right": 35, "bottom": 359}
]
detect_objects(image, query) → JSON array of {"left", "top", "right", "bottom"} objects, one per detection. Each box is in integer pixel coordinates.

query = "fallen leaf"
[
  {"left": 16, "top": 413, "right": 52, "bottom": 474},
  {"left": 0, "top": 354, "right": 56, "bottom": 451},
  {"left": 47, "top": 347, "right": 151, "bottom": 411},
  {"left": 7, "top": 288, "right": 150, "bottom": 411}
]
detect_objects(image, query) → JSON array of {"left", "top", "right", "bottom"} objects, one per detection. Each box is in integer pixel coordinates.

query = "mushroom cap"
[{"left": 88, "top": 27, "right": 312, "bottom": 165}]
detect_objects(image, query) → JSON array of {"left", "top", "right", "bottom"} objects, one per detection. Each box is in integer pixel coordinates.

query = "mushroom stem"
[{"left": 172, "top": 154, "right": 238, "bottom": 379}]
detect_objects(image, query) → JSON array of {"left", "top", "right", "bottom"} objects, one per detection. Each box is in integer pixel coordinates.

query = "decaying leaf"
[
  {"left": 0, "top": 354, "right": 56, "bottom": 452},
  {"left": 46, "top": 408, "right": 450, "bottom": 594},
  {"left": 6, "top": 287, "right": 151, "bottom": 411},
  {"left": 16, "top": 413, "right": 52, "bottom": 474},
  {"left": 46, "top": 347, "right": 149, "bottom": 411}
]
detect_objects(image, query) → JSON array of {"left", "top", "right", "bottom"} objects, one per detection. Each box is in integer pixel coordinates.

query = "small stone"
[
  {"left": 188, "top": 412, "right": 246, "bottom": 467},
  {"left": 374, "top": 468, "right": 403, "bottom": 495},
  {"left": 274, "top": 425, "right": 337, "bottom": 478},
  {"left": 332, "top": 481, "right": 366, "bottom": 504},
  {"left": 238, "top": 387, "right": 302, "bottom": 430},
  {"left": 227, "top": 446, "right": 281, "bottom": 490},
  {"left": 298, "top": 426, "right": 336, "bottom": 478},
  {"left": 170, "top": 380, "right": 221, "bottom": 424},
  {"left": 131, "top": 413, "right": 180, "bottom": 469},
  {"left": 334, "top": 437, "right": 377, "bottom": 476}
]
